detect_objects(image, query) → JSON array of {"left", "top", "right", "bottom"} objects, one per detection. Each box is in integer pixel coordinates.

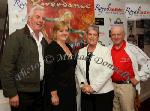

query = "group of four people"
[{"left": 0, "top": 5, "right": 150, "bottom": 111}]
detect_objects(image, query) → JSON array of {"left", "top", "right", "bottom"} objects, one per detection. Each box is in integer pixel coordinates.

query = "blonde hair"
[{"left": 52, "top": 21, "right": 69, "bottom": 41}]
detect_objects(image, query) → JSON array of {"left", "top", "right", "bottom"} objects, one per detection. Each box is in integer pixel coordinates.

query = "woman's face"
[
  {"left": 56, "top": 26, "right": 69, "bottom": 42},
  {"left": 87, "top": 29, "right": 99, "bottom": 46}
]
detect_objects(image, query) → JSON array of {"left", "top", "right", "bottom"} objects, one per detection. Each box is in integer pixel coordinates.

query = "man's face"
[
  {"left": 111, "top": 27, "right": 125, "bottom": 46},
  {"left": 28, "top": 10, "right": 45, "bottom": 32}
]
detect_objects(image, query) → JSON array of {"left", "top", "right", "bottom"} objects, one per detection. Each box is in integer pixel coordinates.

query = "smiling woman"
[
  {"left": 76, "top": 25, "right": 114, "bottom": 111},
  {"left": 44, "top": 21, "right": 77, "bottom": 111}
]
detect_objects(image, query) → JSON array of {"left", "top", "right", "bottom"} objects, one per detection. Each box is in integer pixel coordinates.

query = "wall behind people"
[
  {"left": 9, "top": 0, "right": 94, "bottom": 43},
  {"left": 94, "top": 0, "right": 127, "bottom": 46},
  {"left": 8, "top": 0, "right": 27, "bottom": 34}
]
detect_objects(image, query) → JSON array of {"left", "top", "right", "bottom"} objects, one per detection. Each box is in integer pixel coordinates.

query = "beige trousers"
[{"left": 113, "top": 83, "right": 136, "bottom": 111}]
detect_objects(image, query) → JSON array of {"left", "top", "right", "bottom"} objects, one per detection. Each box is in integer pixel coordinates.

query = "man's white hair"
[
  {"left": 110, "top": 24, "right": 125, "bottom": 34},
  {"left": 86, "top": 25, "right": 99, "bottom": 35},
  {"left": 28, "top": 5, "right": 44, "bottom": 18}
]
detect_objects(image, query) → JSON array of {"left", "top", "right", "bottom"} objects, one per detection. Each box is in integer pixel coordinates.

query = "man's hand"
[
  {"left": 9, "top": 95, "right": 19, "bottom": 107},
  {"left": 130, "top": 78, "right": 139, "bottom": 86}
]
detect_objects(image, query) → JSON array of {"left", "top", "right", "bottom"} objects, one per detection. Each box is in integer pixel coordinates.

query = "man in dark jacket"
[{"left": 0, "top": 5, "right": 48, "bottom": 111}]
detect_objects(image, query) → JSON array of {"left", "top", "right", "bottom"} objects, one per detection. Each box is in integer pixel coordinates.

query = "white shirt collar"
[
  {"left": 27, "top": 24, "right": 43, "bottom": 42},
  {"left": 27, "top": 24, "right": 44, "bottom": 80}
]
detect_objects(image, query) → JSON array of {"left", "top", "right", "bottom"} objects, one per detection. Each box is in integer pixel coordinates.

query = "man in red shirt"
[{"left": 110, "top": 25, "right": 150, "bottom": 111}]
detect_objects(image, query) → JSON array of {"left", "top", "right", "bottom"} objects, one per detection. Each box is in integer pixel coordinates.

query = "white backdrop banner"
[
  {"left": 125, "top": 3, "right": 150, "bottom": 20},
  {"left": 8, "top": 0, "right": 27, "bottom": 34},
  {"left": 95, "top": 0, "right": 127, "bottom": 46}
]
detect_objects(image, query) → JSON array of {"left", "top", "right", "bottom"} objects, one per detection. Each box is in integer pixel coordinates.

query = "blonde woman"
[{"left": 44, "top": 21, "right": 77, "bottom": 111}]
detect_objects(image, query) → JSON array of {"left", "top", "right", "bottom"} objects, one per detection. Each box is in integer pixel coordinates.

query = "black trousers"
[
  {"left": 81, "top": 90, "right": 114, "bottom": 111},
  {"left": 11, "top": 81, "right": 43, "bottom": 111}
]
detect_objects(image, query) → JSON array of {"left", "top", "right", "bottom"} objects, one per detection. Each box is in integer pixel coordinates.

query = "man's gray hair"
[
  {"left": 110, "top": 24, "right": 125, "bottom": 34},
  {"left": 28, "top": 5, "right": 44, "bottom": 18},
  {"left": 86, "top": 25, "right": 99, "bottom": 35}
]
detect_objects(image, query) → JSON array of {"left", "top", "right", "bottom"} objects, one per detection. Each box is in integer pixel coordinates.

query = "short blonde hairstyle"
[{"left": 52, "top": 21, "right": 69, "bottom": 41}]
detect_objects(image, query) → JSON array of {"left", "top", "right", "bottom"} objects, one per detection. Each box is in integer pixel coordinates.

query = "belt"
[{"left": 113, "top": 80, "right": 131, "bottom": 84}]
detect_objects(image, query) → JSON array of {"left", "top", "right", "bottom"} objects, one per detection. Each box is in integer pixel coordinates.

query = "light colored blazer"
[{"left": 75, "top": 43, "right": 114, "bottom": 94}]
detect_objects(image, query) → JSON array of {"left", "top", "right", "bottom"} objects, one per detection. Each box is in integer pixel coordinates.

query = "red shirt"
[{"left": 111, "top": 41, "right": 135, "bottom": 81}]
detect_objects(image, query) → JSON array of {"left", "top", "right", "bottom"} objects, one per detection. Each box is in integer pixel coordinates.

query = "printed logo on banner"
[
  {"left": 9, "top": 0, "right": 27, "bottom": 34},
  {"left": 125, "top": 5, "right": 150, "bottom": 19},
  {"left": 95, "top": 18, "right": 104, "bottom": 25},
  {"left": 30, "top": 0, "right": 91, "bottom": 9},
  {"left": 27, "top": 0, "right": 94, "bottom": 52},
  {"left": 14, "top": 0, "right": 27, "bottom": 10},
  {"left": 95, "top": 3, "right": 124, "bottom": 15},
  {"left": 114, "top": 18, "right": 123, "bottom": 24}
]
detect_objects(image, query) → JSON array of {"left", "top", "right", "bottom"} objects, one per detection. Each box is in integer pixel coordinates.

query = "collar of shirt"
[
  {"left": 27, "top": 24, "right": 43, "bottom": 43},
  {"left": 27, "top": 24, "right": 44, "bottom": 80},
  {"left": 112, "top": 40, "right": 126, "bottom": 51}
]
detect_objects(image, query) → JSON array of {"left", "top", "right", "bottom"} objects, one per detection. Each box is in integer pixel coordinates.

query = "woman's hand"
[
  {"left": 51, "top": 91, "right": 59, "bottom": 106},
  {"left": 81, "top": 85, "right": 94, "bottom": 95},
  {"left": 51, "top": 95, "right": 59, "bottom": 106}
]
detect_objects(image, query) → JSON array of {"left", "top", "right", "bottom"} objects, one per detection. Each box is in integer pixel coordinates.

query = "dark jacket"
[
  {"left": 44, "top": 41, "right": 77, "bottom": 111},
  {"left": 0, "top": 25, "right": 48, "bottom": 97}
]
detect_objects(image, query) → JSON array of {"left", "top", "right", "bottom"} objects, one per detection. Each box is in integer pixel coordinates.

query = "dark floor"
[{"left": 140, "top": 98, "right": 150, "bottom": 111}]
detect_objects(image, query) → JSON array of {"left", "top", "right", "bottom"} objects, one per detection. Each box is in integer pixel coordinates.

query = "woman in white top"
[{"left": 75, "top": 25, "right": 114, "bottom": 111}]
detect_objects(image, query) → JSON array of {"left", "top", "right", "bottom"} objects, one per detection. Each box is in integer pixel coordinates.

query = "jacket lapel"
[{"left": 89, "top": 43, "right": 100, "bottom": 69}]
